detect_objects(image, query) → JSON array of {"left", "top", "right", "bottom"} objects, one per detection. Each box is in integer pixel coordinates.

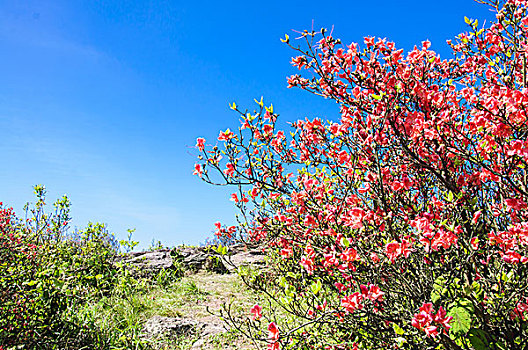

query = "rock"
[
  {"left": 172, "top": 246, "right": 229, "bottom": 274},
  {"left": 174, "top": 246, "right": 203, "bottom": 259},
  {"left": 222, "top": 246, "right": 266, "bottom": 272},
  {"left": 143, "top": 316, "right": 198, "bottom": 339},
  {"left": 117, "top": 249, "right": 176, "bottom": 276},
  {"left": 118, "top": 244, "right": 266, "bottom": 276},
  {"left": 143, "top": 316, "right": 224, "bottom": 349},
  {"left": 183, "top": 251, "right": 210, "bottom": 271},
  {"left": 200, "top": 323, "right": 224, "bottom": 338},
  {"left": 190, "top": 324, "right": 225, "bottom": 349},
  {"left": 183, "top": 252, "right": 228, "bottom": 274},
  {"left": 119, "top": 249, "right": 173, "bottom": 269}
]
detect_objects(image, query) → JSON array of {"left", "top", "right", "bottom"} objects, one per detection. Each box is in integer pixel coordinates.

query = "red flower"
[
  {"left": 385, "top": 241, "right": 401, "bottom": 263},
  {"left": 412, "top": 303, "right": 451, "bottom": 338},
  {"left": 196, "top": 137, "right": 205, "bottom": 151},
  {"left": 250, "top": 304, "right": 262, "bottom": 320},
  {"left": 471, "top": 210, "right": 482, "bottom": 224},
  {"left": 224, "top": 163, "right": 235, "bottom": 177},
  {"left": 193, "top": 164, "right": 203, "bottom": 177},
  {"left": 267, "top": 322, "right": 280, "bottom": 350},
  {"left": 470, "top": 237, "right": 479, "bottom": 250},
  {"left": 505, "top": 198, "right": 527, "bottom": 211},
  {"left": 218, "top": 129, "right": 235, "bottom": 141},
  {"left": 341, "top": 292, "right": 364, "bottom": 313}
]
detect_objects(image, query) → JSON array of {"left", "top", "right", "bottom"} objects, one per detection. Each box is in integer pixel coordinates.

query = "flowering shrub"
[
  {"left": 195, "top": 0, "right": 528, "bottom": 348},
  {"left": 0, "top": 204, "right": 37, "bottom": 345},
  {"left": 0, "top": 186, "right": 120, "bottom": 348}
]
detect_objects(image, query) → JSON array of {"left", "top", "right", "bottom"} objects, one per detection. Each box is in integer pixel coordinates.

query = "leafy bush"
[
  {"left": 1, "top": 185, "right": 187, "bottom": 349},
  {"left": 0, "top": 186, "right": 123, "bottom": 348},
  {"left": 0, "top": 204, "right": 38, "bottom": 345},
  {"left": 195, "top": 1, "right": 528, "bottom": 349}
]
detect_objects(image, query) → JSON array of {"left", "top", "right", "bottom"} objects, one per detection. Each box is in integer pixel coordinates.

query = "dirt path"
[{"left": 180, "top": 272, "right": 256, "bottom": 350}]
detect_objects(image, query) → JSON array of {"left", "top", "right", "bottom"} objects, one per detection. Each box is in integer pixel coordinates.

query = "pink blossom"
[
  {"left": 196, "top": 137, "right": 205, "bottom": 151},
  {"left": 250, "top": 304, "right": 262, "bottom": 320},
  {"left": 193, "top": 164, "right": 203, "bottom": 177}
]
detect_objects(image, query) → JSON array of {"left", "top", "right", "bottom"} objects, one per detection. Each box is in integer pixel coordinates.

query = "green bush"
[
  {"left": 0, "top": 186, "right": 121, "bottom": 348},
  {"left": 1, "top": 185, "right": 187, "bottom": 349}
]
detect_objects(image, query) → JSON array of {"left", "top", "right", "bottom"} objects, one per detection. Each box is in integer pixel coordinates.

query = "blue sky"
[{"left": 0, "top": 0, "right": 495, "bottom": 248}]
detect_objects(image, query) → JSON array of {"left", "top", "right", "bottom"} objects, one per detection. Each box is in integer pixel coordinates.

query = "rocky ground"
[{"left": 119, "top": 245, "right": 266, "bottom": 349}]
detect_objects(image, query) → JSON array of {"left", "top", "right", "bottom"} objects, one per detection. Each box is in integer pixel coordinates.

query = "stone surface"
[
  {"left": 222, "top": 245, "right": 266, "bottom": 272},
  {"left": 143, "top": 315, "right": 224, "bottom": 349},
  {"left": 143, "top": 315, "right": 198, "bottom": 339},
  {"left": 183, "top": 251, "right": 213, "bottom": 271},
  {"left": 119, "top": 244, "right": 266, "bottom": 276},
  {"left": 190, "top": 323, "right": 225, "bottom": 349},
  {"left": 119, "top": 249, "right": 174, "bottom": 270}
]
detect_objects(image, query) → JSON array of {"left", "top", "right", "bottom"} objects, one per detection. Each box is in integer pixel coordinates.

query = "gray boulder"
[
  {"left": 142, "top": 315, "right": 224, "bottom": 349},
  {"left": 121, "top": 249, "right": 174, "bottom": 270},
  {"left": 143, "top": 315, "right": 198, "bottom": 339}
]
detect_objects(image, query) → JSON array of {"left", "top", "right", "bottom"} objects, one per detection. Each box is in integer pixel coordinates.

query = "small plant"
[
  {"left": 120, "top": 228, "right": 139, "bottom": 253},
  {"left": 181, "top": 279, "right": 209, "bottom": 299},
  {"left": 149, "top": 239, "right": 169, "bottom": 251}
]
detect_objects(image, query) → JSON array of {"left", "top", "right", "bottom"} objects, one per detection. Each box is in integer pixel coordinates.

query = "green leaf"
[
  {"left": 392, "top": 323, "right": 405, "bottom": 335},
  {"left": 254, "top": 96, "right": 264, "bottom": 107},
  {"left": 496, "top": 341, "right": 507, "bottom": 350},
  {"left": 471, "top": 282, "right": 483, "bottom": 302},
  {"left": 468, "top": 329, "right": 489, "bottom": 350},
  {"left": 448, "top": 302, "right": 473, "bottom": 336},
  {"left": 371, "top": 94, "right": 382, "bottom": 100},
  {"left": 501, "top": 269, "right": 515, "bottom": 283},
  {"left": 214, "top": 244, "right": 226, "bottom": 255},
  {"left": 280, "top": 296, "right": 292, "bottom": 305},
  {"left": 431, "top": 276, "right": 447, "bottom": 303},
  {"left": 286, "top": 284, "right": 295, "bottom": 297},
  {"left": 311, "top": 280, "right": 322, "bottom": 295},
  {"left": 457, "top": 298, "right": 475, "bottom": 313},
  {"left": 279, "top": 276, "right": 287, "bottom": 287},
  {"left": 464, "top": 16, "right": 471, "bottom": 25}
]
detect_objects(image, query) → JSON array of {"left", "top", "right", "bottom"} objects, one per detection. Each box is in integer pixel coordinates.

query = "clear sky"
[{"left": 0, "top": 0, "right": 495, "bottom": 248}]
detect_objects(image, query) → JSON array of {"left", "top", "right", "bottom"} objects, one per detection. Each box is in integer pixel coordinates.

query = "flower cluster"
[{"left": 411, "top": 303, "right": 452, "bottom": 338}]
